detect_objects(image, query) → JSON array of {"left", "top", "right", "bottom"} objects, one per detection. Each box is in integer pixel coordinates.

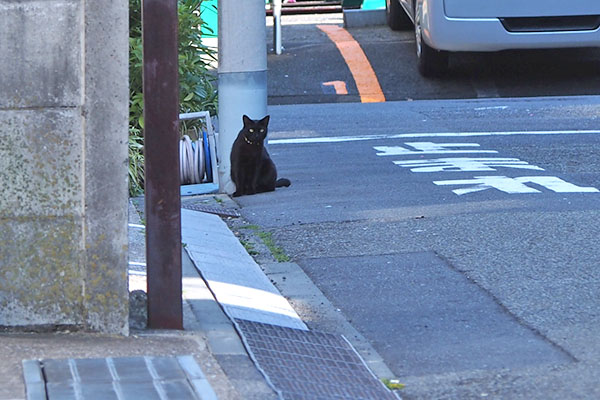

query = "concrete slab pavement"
[
  {"left": 23, "top": 355, "right": 217, "bottom": 400},
  {"left": 0, "top": 330, "right": 238, "bottom": 400}
]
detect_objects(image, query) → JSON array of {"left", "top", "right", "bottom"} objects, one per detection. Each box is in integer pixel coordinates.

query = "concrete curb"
[
  {"left": 344, "top": 8, "right": 386, "bottom": 28},
  {"left": 128, "top": 197, "right": 277, "bottom": 399},
  {"left": 182, "top": 248, "right": 279, "bottom": 400},
  {"left": 181, "top": 208, "right": 307, "bottom": 331}
]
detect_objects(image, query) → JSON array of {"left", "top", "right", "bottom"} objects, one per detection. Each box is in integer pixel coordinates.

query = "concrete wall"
[{"left": 0, "top": 0, "right": 129, "bottom": 334}]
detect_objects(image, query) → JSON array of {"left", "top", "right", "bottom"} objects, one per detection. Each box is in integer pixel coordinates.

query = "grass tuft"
[
  {"left": 257, "top": 231, "right": 290, "bottom": 262},
  {"left": 382, "top": 378, "right": 405, "bottom": 391}
]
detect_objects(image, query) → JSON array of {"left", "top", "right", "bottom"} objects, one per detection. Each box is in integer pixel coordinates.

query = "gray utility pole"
[{"left": 217, "top": 0, "right": 268, "bottom": 194}]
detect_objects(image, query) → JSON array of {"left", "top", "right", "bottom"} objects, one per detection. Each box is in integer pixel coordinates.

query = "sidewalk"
[{"left": 0, "top": 194, "right": 400, "bottom": 400}]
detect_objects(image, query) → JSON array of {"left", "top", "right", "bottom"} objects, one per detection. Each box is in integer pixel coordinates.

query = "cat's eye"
[
  {"left": 249, "top": 129, "right": 254, "bottom": 133},
  {"left": 259, "top": 129, "right": 264, "bottom": 133}
]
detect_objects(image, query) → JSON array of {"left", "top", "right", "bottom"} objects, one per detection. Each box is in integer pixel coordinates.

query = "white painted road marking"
[
  {"left": 433, "top": 176, "right": 600, "bottom": 195},
  {"left": 375, "top": 142, "right": 498, "bottom": 156},
  {"left": 393, "top": 158, "right": 544, "bottom": 172},
  {"left": 372, "top": 140, "right": 600, "bottom": 195},
  {"left": 269, "top": 129, "right": 600, "bottom": 145},
  {"left": 474, "top": 106, "right": 509, "bottom": 111}
]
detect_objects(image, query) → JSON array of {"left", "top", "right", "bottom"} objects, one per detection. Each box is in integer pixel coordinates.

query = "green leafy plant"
[
  {"left": 128, "top": 127, "right": 145, "bottom": 196},
  {"left": 128, "top": 0, "right": 218, "bottom": 196},
  {"left": 177, "top": 0, "right": 218, "bottom": 115}
]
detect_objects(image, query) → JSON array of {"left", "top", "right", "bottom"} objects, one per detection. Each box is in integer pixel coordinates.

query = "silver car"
[{"left": 386, "top": 0, "right": 600, "bottom": 76}]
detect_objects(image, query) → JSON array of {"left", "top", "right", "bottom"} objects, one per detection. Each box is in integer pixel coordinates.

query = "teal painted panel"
[
  {"left": 201, "top": 0, "right": 218, "bottom": 38},
  {"left": 362, "top": 0, "right": 385, "bottom": 10}
]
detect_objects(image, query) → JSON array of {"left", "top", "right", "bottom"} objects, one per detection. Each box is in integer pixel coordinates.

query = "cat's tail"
[{"left": 276, "top": 178, "right": 291, "bottom": 188}]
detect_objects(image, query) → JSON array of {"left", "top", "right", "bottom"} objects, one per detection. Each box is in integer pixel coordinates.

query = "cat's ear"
[
  {"left": 259, "top": 115, "right": 270, "bottom": 126},
  {"left": 242, "top": 115, "right": 252, "bottom": 126}
]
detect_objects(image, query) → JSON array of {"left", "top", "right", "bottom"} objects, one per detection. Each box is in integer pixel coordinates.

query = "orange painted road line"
[
  {"left": 322, "top": 80, "right": 349, "bottom": 95},
  {"left": 317, "top": 24, "right": 385, "bottom": 103}
]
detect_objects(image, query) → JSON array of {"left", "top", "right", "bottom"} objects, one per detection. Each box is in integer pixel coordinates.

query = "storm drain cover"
[
  {"left": 181, "top": 202, "right": 241, "bottom": 218},
  {"left": 235, "top": 319, "right": 399, "bottom": 400},
  {"left": 22, "top": 355, "right": 216, "bottom": 400}
]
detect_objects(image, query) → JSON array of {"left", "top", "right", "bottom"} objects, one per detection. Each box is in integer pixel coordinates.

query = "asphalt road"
[
  {"left": 267, "top": 13, "right": 600, "bottom": 104},
  {"left": 234, "top": 97, "right": 600, "bottom": 399},
  {"left": 237, "top": 12, "right": 600, "bottom": 399}
]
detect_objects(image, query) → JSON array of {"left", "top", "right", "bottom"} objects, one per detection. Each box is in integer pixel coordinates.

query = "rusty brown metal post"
[{"left": 142, "top": 0, "right": 183, "bottom": 329}]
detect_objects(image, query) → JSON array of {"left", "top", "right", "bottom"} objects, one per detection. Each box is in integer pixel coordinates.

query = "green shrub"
[{"left": 128, "top": 0, "right": 218, "bottom": 196}]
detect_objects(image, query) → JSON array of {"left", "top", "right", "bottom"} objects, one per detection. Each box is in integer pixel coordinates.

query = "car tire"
[
  {"left": 386, "top": 0, "right": 412, "bottom": 31},
  {"left": 415, "top": 2, "right": 448, "bottom": 77}
]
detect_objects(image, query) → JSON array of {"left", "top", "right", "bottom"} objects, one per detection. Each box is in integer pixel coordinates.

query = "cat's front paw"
[{"left": 232, "top": 191, "right": 242, "bottom": 197}]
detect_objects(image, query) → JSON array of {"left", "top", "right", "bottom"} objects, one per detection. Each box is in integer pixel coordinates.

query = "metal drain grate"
[
  {"left": 23, "top": 355, "right": 216, "bottom": 400},
  {"left": 181, "top": 202, "right": 241, "bottom": 218},
  {"left": 236, "top": 319, "right": 399, "bottom": 400}
]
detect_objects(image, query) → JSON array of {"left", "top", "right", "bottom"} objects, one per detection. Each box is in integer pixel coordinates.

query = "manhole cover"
[{"left": 236, "top": 319, "right": 398, "bottom": 400}]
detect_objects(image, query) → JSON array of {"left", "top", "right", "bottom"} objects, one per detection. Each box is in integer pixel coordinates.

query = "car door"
[{"left": 444, "top": 0, "right": 600, "bottom": 18}]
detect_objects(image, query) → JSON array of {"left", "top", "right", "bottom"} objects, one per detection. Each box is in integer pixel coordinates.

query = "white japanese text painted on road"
[
  {"left": 373, "top": 141, "right": 599, "bottom": 195},
  {"left": 393, "top": 158, "right": 544, "bottom": 173},
  {"left": 434, "top": 176, "right": 599, "bottom": 195},
  {"left": 374, "top": 142, "right": 498, "bottom": 156}
]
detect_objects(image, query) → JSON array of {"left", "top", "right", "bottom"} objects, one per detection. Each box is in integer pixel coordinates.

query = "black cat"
[{"left": 230, "top": 115, "right": 290, "bottom": 197}]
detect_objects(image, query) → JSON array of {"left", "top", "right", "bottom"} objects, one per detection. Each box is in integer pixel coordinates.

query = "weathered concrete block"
[
  {"left": 0, "top": 0, "right": 82, "bottom": 108},
  {"left": 0, "top": 0, "right": 129, "bottom": 335},
  {"left": 82, "top": 0, "right": 130, "bottom": 335},
  {"left": 0, "top": 217, "right": 83, "bottom": 327},
  {"left": 0, "top": 109, "right": 83, "bottom": 218},
  {"left": 343, "top": 9, "right": 386, "bottom": 28}
]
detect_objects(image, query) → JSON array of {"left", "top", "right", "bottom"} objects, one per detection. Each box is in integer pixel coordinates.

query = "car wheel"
[
  {"left": 415, "top": 3, "right": 448, "bottom": 77},
  {"left": 386, "top": 0, "right": 412, "bottom": 31}
]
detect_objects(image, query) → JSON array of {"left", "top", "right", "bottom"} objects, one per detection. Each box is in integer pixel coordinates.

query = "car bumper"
[{"left": 423, "top": 1, "right": 600, "bottom": 52}]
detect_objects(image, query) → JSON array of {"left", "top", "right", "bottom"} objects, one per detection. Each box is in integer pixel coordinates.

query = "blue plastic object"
[{"left": 203, "top": 130, "right": 213, "bottom": 182}]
